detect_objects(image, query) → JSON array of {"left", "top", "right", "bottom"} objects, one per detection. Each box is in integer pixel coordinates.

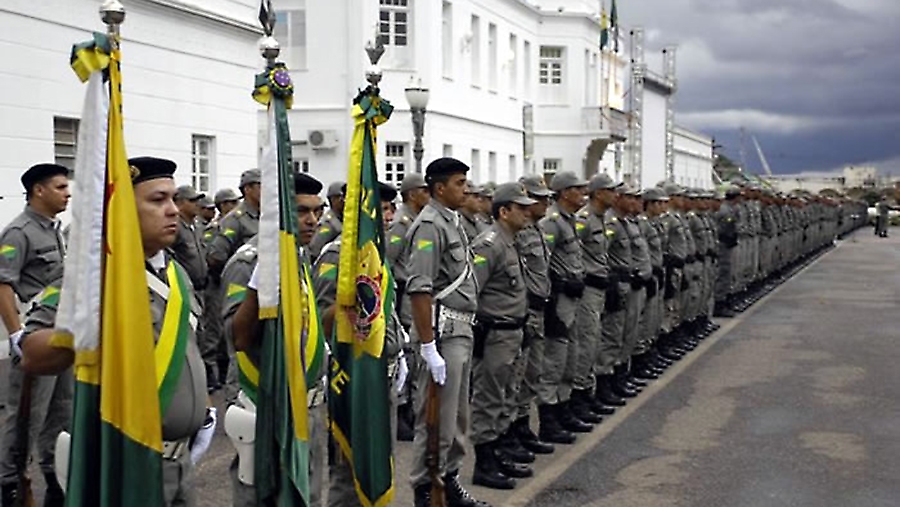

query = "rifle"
[
  {"left": 425, "top": 301, "right": 445, "bottom": 507},
  {"left": 13, "top": 374, "right": 35, "bottom": 507}
]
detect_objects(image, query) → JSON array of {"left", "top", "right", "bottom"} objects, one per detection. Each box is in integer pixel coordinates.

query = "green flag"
[
  {"left": 611, "top": 0, "right": 619, "bottom": 52},
  {"left": 330, "top": 84, "right": 396, "bottom": 507},
  {"left": 600, "top": 5, "right": 610, "bottom": 50}
]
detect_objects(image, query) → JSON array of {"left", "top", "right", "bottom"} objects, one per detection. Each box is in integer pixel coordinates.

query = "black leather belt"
[{"left": 584, "top": 274, "right": 609, "bottom": 291}]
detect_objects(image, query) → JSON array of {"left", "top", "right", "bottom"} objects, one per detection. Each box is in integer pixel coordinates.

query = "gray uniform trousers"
[
  {"left": 573, "top": 286, "right": 605, "bottom": 388},
  {"left": 600, "top": 282, "right": 629, "bottom": 369},
  {"left": 515, "top": 309, "right": 545, "bottom": 419},
  {"left": 680, "top": 262, "right": 699, "bottom": 323},
  {"left": 230, "top": 402, "right": 328, "bottom": 507},
  {"left": 328, "top": 378, "right": 398, "bottom": 506},
  {"left": 662, "top": 269, "right": 683, "bottom": 334},
  {"left": 0, "top": 364, "right": 73, "bottom": 483},
  {"left": 715, "top": 248, "right": 736, "bottom": 303},
  {"left": 636, "top": 283, "right": 661, "bottom": 355},
  {"left": 199, "top": 279, "right": 224, "bottom": 381},
  {"left": 703, "top": 257, "right": 716, "bottom": 317},
  {"left": 621, "top": 285, "right": 645, "bottom": 362},
  {"left": 164, "top": 450, "right": 196, "bottom": 506},
  {"left": 410, "top": 327, "right": 473, "bottom": 487},
  {"left": 470, "top": 328, "right": 523, "bottom": 446},
  {"left": 536, "top": 293, "right": 578, "bottom": 405}
]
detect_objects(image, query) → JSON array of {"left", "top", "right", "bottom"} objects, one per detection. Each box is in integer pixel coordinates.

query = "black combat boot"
[
  {"left": 570, "top": 390, "right": 603, "bottom": 424},
  {"left": 557, "top": 401, "right": 594, "bottom": 433},
  {"left": 596, "top": 374, "right": 627, "bottom": 406},
  {"left": 493, "top": 440, "right": 534, "bottom": 479},
  {"left": 472, "top": 443, "right": 516, "bottom": 490},
  {"left": 445, "top": 470, "right": 493, "bottom": 506},
  {"left": 714, "top": 300, "right": 736, "bottom": 318},
  {"left": 610, "top": 365, "right": 638, "bottom": 399},
  {"left": 44, "top": 472, "right": 65, "bottom": 507},
  {"left": 497, "top": 429, "right": 535, "bottom": 464},
  {"left": 587, "top": 391, "right": 616, "bottom": 415},
  {"left": 512, "top": 416, "right": 555, "bottom": 454},
  {"left": 537, "top": 404, "right": 576, "bottom": 444},
  {"left": 631, "top": 354, "right": 659, "bottom": 381}
]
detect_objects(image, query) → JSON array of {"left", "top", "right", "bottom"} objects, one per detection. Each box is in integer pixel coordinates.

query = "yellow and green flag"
[
  {"left": 57, "top": 33, "right": 165, "bottom": 506},
  {"left": 330, "top": 84, "right": 395, "bottom": 507}
]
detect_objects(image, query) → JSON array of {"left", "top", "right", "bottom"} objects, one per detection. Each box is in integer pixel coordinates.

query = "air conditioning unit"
[{"left": 308, "top": 129, "right": 338, "bottom": 150}]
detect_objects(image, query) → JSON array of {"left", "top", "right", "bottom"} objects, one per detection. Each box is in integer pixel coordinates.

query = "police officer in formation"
[{"left": 1, "top": 150, "right": 870, "bottom": 507}]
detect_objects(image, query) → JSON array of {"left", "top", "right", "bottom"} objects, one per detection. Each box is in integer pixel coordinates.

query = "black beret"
[
  {"left": 128, "top": 157, "right": 176, "bottom": 185},
  {"left": 378, "top": 182, "right": 398, "bottom": 202},
  {"left": 21, "top": 163, "right": 69, "bottom": 191},
  {"left": 425, "top": 157, "right": 469, "bottom": 183},
  {"left": 294, "top": 172, "right": 323, "bottom": 195}
]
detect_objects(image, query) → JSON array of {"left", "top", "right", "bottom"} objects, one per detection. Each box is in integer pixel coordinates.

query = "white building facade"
[{"left": 0, "top": 0, "right": 261, "bottom": 223}]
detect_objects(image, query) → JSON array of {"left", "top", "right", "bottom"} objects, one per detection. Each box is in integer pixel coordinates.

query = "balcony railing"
[{"left": 582, "top": 106, "right": 628, "bottom": 142}]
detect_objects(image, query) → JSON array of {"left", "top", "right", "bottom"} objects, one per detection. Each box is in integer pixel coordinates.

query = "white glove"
[
  {"left": 395, "top": 352, "right": 409, "bottom": 394},
  {"left": 247, "top": 264, "right": 260, "bottom": 290},
  {"left": 191, "top": 407, "right": 217, "bottom": 465},
  {"left": 9, "top": 328, "right": 24, "bottom": 365},
  {"left": 419, "top": 341, "right": 446, "bottom": 386}
]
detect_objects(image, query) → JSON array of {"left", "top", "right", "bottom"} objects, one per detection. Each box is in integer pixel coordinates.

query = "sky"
[{"left": 625, "top": 0, "right": 900, "bottom": 175}]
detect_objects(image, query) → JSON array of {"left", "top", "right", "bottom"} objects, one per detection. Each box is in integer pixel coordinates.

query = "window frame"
[{"left": 191, "top": 134, "right": 215, "bottom": 193}]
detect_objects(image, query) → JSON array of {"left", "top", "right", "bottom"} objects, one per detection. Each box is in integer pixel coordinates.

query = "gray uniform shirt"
[
  {"left": 208, "top": 201, "right": 259, "bottom": 268},
  {"left": 471, "top": 223, "right": 526, "bottom": 321},
  {"left": 576, "top": 204, "right": 611, "bottom": 280},
  {"left": 0, "top": 206, "right": 66, "bottom": 303},
  {"left": 170, "top": 218, "right": 208, "bottom": 289},
  {"left": 387, "top": 205, "right": 416, "bottom": 284},
  {"left": 515, "top": 223, "right": 551, "bottom": 300},
  {"left": 661, "top": 211, "right": 687, "bottom": 266},
  {"left": 539, "top": 203, "right": 585, "bottom": 285},
  {"left": 403, "top": 199, "right": 477, "bottom": 313},
  {"left": 460, "top": 211, "right": 486, "bottom": 244},
  {"left": 604, "top": 213, "right": 632, "bottom": 280},
  {"left": 626, "top": 216, "right": 652, "bottom": 281},
  {"left": 638, "top": 215, "right": 663, "bottom": 269},
  {"left": 24, "top": 255, "right": 206, "bottom": 441}
]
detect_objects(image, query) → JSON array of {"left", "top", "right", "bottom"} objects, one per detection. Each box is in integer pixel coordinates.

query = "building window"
[
  {"left": 543, "top": 158, "right": 560, "bottom": 183},
  {"left": 443, "top": 144, "right": 453, "bottom": 157},
  {"left": 539, "top": 46, "right": 565, "bottom": 104},
  {"left": 53, "top": 117, "right": 79, "bottom": 171},
  {"left": 471, "top": 148, "right": 481, "bottom": 182},
  {"left": 523, "top": 40, "right": 532, "bottom": 97},
  {"left": 487, "top": 23, "right": 497, "bottom": 92},
  {"left": 470, "top": 15, "right": 481, "bottom": 87},
  {"left": 191, "top": 135, "right": 215, "bottom": 192},
  {"left": 508, "top": 34, "right": 518, "bottom": 96},
  {"left": 442, "top": 2, "right": 453, "bottom": 78},
  {"left": 488, "top": 151, "right": 497, "bottom": 182},
  {"left": 509, "top": 154, "right": 516, "bottom": 180},
  {"left": 384, "top": 142, "right": 407, "bottom": 187},
  {"left": 380, "top": 0, "right": 409, "bottom": 47},
  {"left": 291, "top": 141, "right": 310, "bottom": 174},
  {"left": 273, "top": 6, "right": 306, "bottom": 70}
]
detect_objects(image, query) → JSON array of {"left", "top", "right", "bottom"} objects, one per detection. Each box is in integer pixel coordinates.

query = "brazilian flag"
[{"left": 330, "top": 85, "right": 395, "bottom": 506}]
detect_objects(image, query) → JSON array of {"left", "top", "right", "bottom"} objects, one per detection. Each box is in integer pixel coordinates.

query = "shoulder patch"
[
  {"left": 38, "top": 286, "right": 60, "bottom": 307},
  {"left": 223, "top": 228, "right": 237, "bottom": 239},
  {"left": 544, "top": 234, "right": 555, "bottom": 244},
  {"left": 416, "top": 239, "right": 434, "bottom": 252},
  {"left": 575, "top": 222, "right": 586, "bottom": 233},
  {"left": 318, "top": 226, "right": 331, "bottom": 235},
  {"left": 474, "top": 254, "right": 488, "bottom": 266},
  {"left": 0, "top": 245, "right": 17, "bottom": 260},
  {"left": 226, "top": 283, "right": 247, "bottom": 303},
  {"left": 605, "top": 229, "right": 616, "bottom": 237},
  {"left": 390, "top": 234, "right": 403, "bottom": 245},
  {"left": 317, "top": 262, "right": 337, "bottom": 280}
]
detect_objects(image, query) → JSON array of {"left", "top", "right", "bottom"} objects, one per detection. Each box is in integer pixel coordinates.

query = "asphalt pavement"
[{"left": 2, "top": 228, "right": 897, "bottom": 506}]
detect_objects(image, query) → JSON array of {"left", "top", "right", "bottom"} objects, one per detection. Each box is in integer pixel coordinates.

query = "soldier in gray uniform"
[
  {"left": 0, "top": 163, "right": 71, "bottom": 506},
  {"left": 19, "top": 157, "right": 212, "bottom": 507},
  {"left": 657, "top": 183, "right": 690, "bottom": 361},
  {"left": 618, "top": 187, "right": 652, "bottom": 390},
  {"left": 223, "top": 173, "right": 327, "bottom": 507},
  {"left": 632, "top": 188, "right": 668, "bottom": 380},
  {"left": 204, "top": 188, "right": 240, "bottom": 245},
  {"left": 308, "top": 181, "right": 345, "bottom": 260},
  {"left": 537, "top": 171, "right": 592, "bottom": 442},
  {"left": 196, "top": 195, "right": 216, "bottom": 227},
  {"left": 469, "top": 183, "right": 536, "bottom": 490},
  {"left": 404, "top": 158, "right": 487, "bottom": 507},
  {"left": 510, "top": 176, "right": 557, "bottom": 456},
  {"left": 573, "top": 174, "right": 621, "bottom": 415},
  {"left": 714, "top": 185, "right": 741, "bottom": 317},
  {"left": 388, "top": 173, "right": 429, "bottom": 441},
  {"left": 460, "top": 182, "right": 488, "bottom": 243},
  {"left": 207, "top": 169, "right": 261, "bottom": 274}
]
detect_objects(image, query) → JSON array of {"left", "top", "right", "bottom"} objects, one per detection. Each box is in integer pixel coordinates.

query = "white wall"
[
  {"left": 673, "top": 126, "right": 714, "bottom": 189},
  {"left": 0, "top": 0, "right": 260, "bottom": 224},
  {"left": 640, "top": 87, "right": 668, "bottom": 188}
]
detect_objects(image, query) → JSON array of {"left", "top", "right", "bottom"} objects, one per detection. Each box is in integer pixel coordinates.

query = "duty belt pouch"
[
  {"left": 472, "top": 320, "right": 490, "bottom": 359},
  {"left": 604, "top": 284, "right": 622, "bottom": 312},
  {"left": 543, "top": 295, "right": 567, "bottom": 338},
  {"left": 664, "top": 267, "right": 678, "bottom": 299},
  {"left": 645, "top": 277, "right": 658, "bottom": 298},
  {"left": 563, "top": 280, "right": 585, "bottom": 299}
]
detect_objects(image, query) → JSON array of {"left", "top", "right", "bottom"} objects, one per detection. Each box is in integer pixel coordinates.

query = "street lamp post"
[{"left": 405, "top": 78, "right": 430, "bottom": 173}]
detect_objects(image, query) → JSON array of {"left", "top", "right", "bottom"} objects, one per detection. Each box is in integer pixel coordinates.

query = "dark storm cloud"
[{"left": 627, "top": 0, "right": 900, "bottom": 173}]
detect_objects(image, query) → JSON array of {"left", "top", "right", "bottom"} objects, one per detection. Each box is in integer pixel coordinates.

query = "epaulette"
[
  {"left": 609, "top": 216, "right": 618, "bottom": 222},
  {"left": 639, "top": 215, "right": 648, "bottom": 221},
  {"left": 235, "top": 242, "right": 258, "bottom": 262},
  {"left": 578, "top": 209, "right": 589, "bottom": 218},
  {"left": 550, "top": 212, "right": 560, "bottom": 219},
  {"left": 400, "top": 215, "right": 412, "bottom": 225},
  {"left": 418, "top": 206, "right": 438, "bottom": 223},
  {"left": 320, "top": 237, "right": 343, "bottom": 257},
  {"left": 235, "top": 210, "right": 243, "bottom": 217}
]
